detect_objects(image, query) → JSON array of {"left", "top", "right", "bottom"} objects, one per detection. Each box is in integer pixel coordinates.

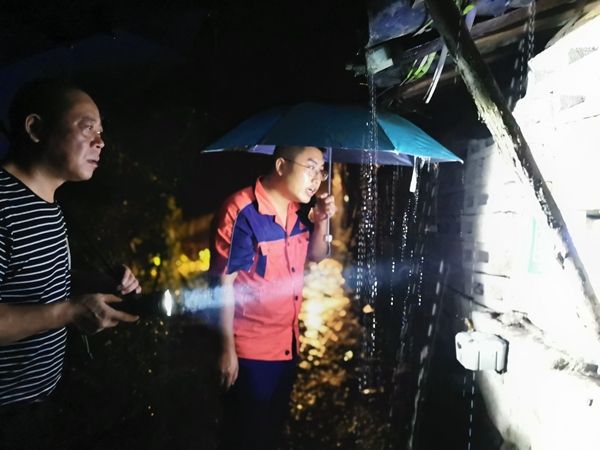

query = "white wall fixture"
[{"left": 455, "top": 331, "right": 508, "bottom": 372}]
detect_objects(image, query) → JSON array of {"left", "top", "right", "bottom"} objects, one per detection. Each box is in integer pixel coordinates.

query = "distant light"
[
  {"left": 152, "top": 256, "right": 161, "bottom": 266},
  {"left": 163, "top": 290, "right": 173, "bottom": 317},
  {"left": 299, "top": 361, "right": 311, "bottom": 370},
  {"left": 344, "top": 195, "right": 350, "bottom": 202}
]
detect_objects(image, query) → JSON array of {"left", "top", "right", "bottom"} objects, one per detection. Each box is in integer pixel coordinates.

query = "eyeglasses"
[{"left": 282, "top": 158, "right": 328, "bottom": 181}]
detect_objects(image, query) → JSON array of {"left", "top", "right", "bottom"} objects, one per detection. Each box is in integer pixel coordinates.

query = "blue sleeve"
[{"left": 227, "top": 214, "right": 256, "bottom": 274}]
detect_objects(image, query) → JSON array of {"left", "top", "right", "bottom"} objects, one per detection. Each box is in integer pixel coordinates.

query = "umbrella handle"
[{"left": 325, "top": 148, "right": 333, "bottom": 258}]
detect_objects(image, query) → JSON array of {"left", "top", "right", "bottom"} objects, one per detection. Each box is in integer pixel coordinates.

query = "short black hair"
[
  {"left": 272, "top": 145, "right": 326, "bottom": 163},
  {"left": 7, "top": 78, "right": 81, "bottom": 149}
]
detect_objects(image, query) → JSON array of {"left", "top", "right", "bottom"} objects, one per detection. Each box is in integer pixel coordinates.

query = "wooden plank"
[
  {"left": 396, "top": 0, "right": 588, "bottom": 64},
  {"left": 386, "top": 10, "right": 581, "bottom": 97}
]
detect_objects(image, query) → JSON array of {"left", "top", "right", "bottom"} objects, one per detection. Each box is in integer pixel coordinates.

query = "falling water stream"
[
  {"left": 508, "top": 0, "right": 536, "bottom": 109},
  {"left": 353, "top": 72, "right": 381, "bottom": 444}
]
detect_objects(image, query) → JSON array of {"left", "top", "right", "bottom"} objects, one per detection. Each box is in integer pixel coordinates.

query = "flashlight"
[{"left": 113, "top": 290, "right": 174, "bottom": 318}]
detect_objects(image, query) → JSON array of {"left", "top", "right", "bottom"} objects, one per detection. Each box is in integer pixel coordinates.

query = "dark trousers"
[{"left": 219, "top": 356, "right": 298, "bottom": 450}]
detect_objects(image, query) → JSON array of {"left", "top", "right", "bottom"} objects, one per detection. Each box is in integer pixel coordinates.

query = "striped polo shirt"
[
  {"left": 211, "top": 178, "right": 313, "bottom": 361},
  {"left": 0, "top": 169, "right": 70, "bottom": 407}
]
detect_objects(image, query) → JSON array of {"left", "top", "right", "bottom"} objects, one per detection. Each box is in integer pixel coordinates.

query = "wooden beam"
[
  {"left": 475, "top": 10, "right": 579, "bottom": 51},
  {"left": 375, "top": 0, "right": 593, "bottom": 94},
  {"left": 390, "top": 12, "right": 572, "bottom": 99},
  {"left": 391, "top": 49, "right": 510, "bottom": 99},
  {"left": 396, "top": 0, "right": 592, "bottom": 66},
  {"left": 473, "top": 0, "right": 584, "bottom": 35},
  {"left": 423, "top": 0, "right": 600, "bottom": 351}
]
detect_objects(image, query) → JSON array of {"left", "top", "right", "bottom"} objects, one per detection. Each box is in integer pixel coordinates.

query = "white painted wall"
[{"left": 440, "top": 11, "right": 600, "bottom": 450}]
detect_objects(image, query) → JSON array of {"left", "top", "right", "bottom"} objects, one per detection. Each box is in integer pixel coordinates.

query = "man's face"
[
  {"left": 279, "top": 146, "right": 325, "bottom": 204},
  {"left": 44, "top": 90, "right": 104, "bottom": 182}
]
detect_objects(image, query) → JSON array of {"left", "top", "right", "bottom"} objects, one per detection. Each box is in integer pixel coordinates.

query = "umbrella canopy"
[{"left": 204, "top": 102, "right": 462, "bottom": 166}]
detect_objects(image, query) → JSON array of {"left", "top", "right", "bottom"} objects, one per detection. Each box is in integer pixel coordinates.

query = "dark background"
[{"left": 0, "top": 0, "right": 374, "bottom": 218}]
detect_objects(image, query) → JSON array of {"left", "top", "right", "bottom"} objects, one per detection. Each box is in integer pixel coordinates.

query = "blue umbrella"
[
  {"left": 203, "top": 102, "right": 461, "bottom": 249},
  {"left": 203, "top": 102, "right": 461, "bottom": 166}
]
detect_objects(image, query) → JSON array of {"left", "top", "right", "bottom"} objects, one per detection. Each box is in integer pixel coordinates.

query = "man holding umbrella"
[{"left": 211, "top": 145, "right": 336, "bottom": 450}]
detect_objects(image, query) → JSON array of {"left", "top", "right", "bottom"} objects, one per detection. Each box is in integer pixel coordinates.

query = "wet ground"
[
  {"left": 53, "top": 315, "right": 223, "bottom": 450},
  {"left": 287, "top": 259, "right": 392, "bottom": 450}
]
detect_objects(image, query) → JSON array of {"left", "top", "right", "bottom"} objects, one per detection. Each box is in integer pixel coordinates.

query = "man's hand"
[
  {"left": 70, "top": 293, "right": 139, "bottom": 335},
  {"left": 308, "top": 193, "right": 337, "bottom": 262},
  {"left": 117, "top": 265, "right": 141, "bottom": 296},
  {"left": 220, "top": 344, "right": 239, "bottom": 390},
  {"left": 313, "top": 193, "right": 337, "bottom": 224},
  {"left": 0, "top": 267, "right": 143, "bottom": 344},
  {"left": 219, "top": 273, "right": 238, "bottom": 390}
]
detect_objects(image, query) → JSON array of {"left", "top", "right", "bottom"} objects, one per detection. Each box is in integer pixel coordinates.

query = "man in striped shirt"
[{"left": 0, "top": 79, "right": 141, "bottom": 445}]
